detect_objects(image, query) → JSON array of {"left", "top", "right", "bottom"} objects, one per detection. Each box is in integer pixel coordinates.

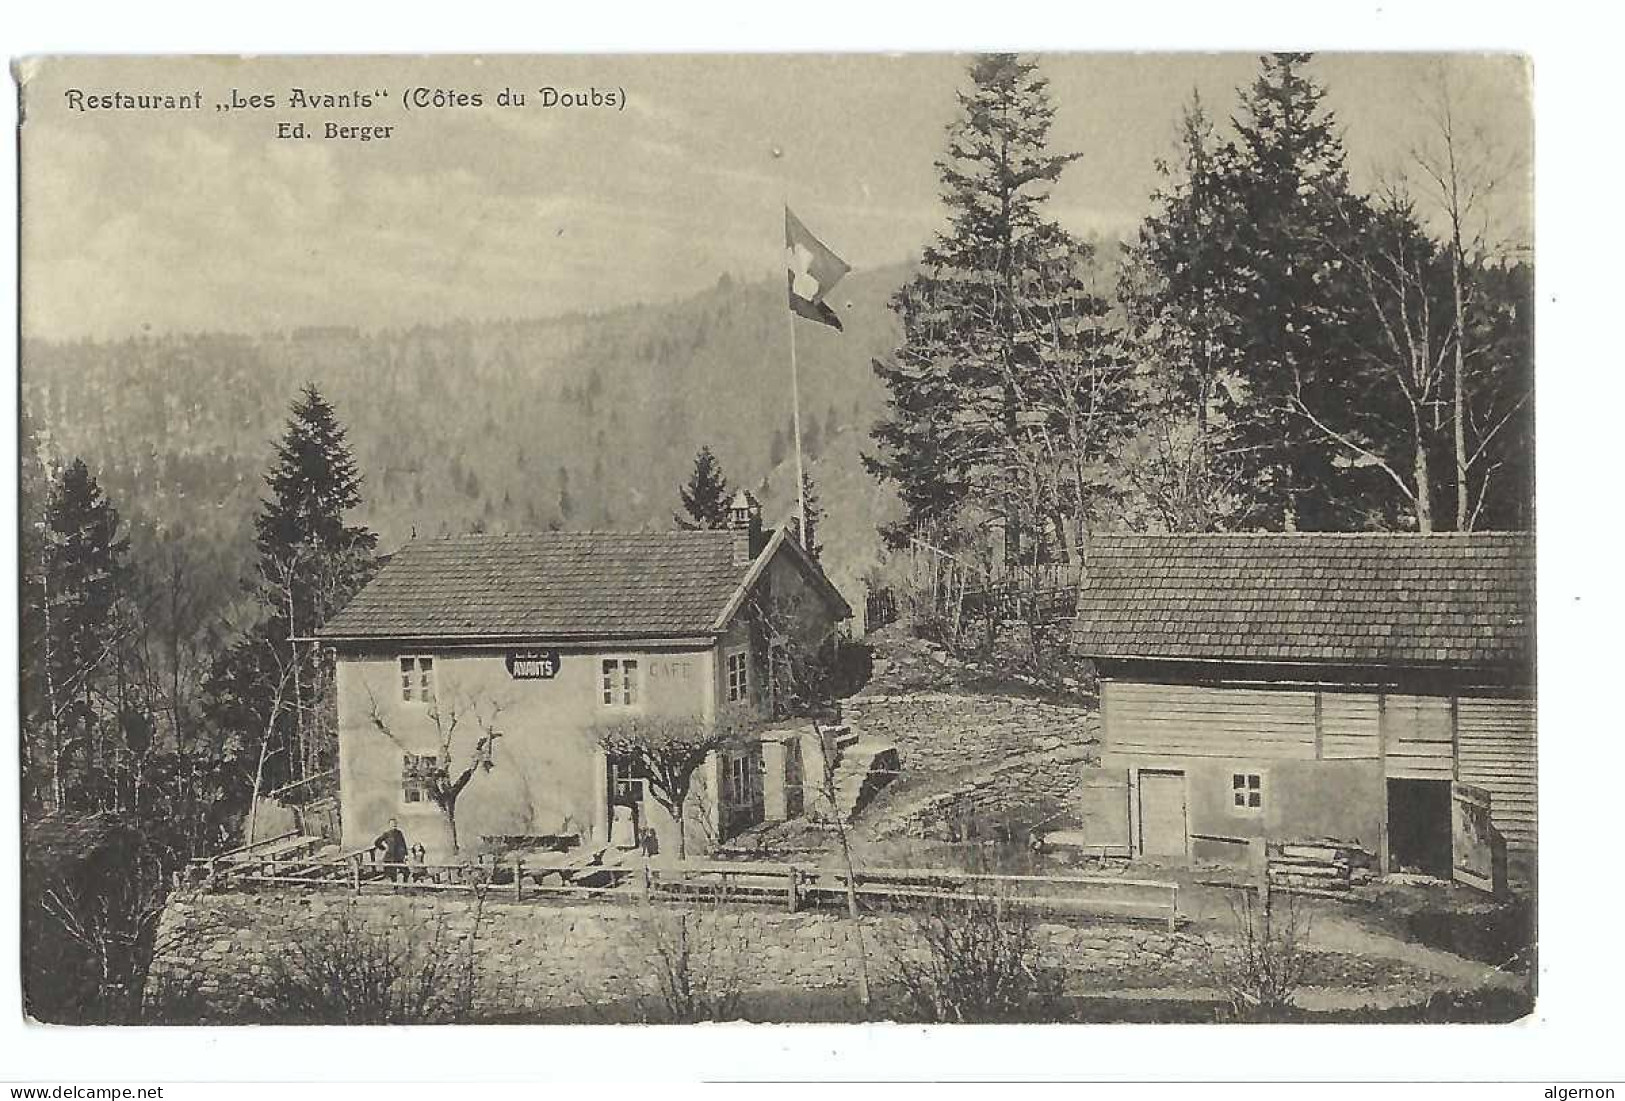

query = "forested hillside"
[{"left": 21, "top": 263, "right": 908, "bottom": 617}]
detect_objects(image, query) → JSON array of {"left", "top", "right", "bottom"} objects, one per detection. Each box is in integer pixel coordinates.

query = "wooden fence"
[{"left": 193, "top": 846, "right": 1180, "bottom": 929}]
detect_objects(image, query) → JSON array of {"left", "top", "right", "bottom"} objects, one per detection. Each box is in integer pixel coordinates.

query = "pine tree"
[
  {"left": 866, "top": 53, "right": 1136, "bottom": 561},
  {"left": 676, "top": 445, "right": 732, "bottom": 530},
  {"left": 19, "top": 403, "right": 54, "bottom": 811},
  {"left": 38, "top": 458, "right": 133, "bottom": 810},
  {"left": 254, "top": 384, "right": 379, "bottom": 599},
  {"left": 1213, "top": 53, "right": 1365, "bottom": 529},
  {"left": 796, "top": 470, "right": 825, "bottom": 563},
  {"left": 1121, "top": 91, "right": 1253, "bottom": 531},
  {"left": 206, "top": 384, "right": 378, "bottom": 793}
]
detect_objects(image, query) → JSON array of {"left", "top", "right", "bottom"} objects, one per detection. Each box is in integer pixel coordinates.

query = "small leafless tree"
[
  {"left": 882, "top": 883, "right": 1060, "bottom": 1023},
  {"left": 1409, "top": 59, "right": 1532, "bottom": 531},
  {"left": 364, "top": 682, "right": 506, "bottom": 854},
  {"left": 592, "top": 710, "right": 752, "bottom": 860},
  {"left": 1208, "top": 888, "right": 1312, "bottom": 1021},
  {"left": 627, "top": 888, "right": 750, "bottom": 1024},
  {"left": 26, "top": 826, "right": 220, "bottom": 1023},
  {"left": 259, "top": 901, "right": 482, "bottom": 1024}
]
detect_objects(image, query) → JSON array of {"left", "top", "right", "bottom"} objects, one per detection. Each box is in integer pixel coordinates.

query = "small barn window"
[
  {"left": 399, "top": 656, "right": 435, "bottom": 704},
  {"left": 601, "top": 658, "right": 641, "bottom": 708},
  {"left": 726, "top": 649, "right": 749, "bottom": 703},
  {"left": 402, "top": 753, "right": 439, "bottom": 804},
  {"left": 1231, "top": 772, "right": 1265, "bottom": 813}
]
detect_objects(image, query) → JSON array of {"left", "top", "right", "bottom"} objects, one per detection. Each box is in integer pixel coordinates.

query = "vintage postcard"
[{"left": 16, "top": 52, "right": 1535, "bottom": 1031}]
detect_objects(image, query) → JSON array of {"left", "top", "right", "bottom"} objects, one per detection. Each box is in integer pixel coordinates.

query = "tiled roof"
[
  {"left": 1071, "top": 532, "right": 1534, "bottom": 669},
  {"left": 320, "top": 530, "right": 754, "bottom": 641}
]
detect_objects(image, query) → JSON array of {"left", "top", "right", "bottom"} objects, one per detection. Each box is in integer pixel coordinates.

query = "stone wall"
[
  {"left": 845, "top": 692, "right": 1098, "bottom": 776},
  {"left": 877, "top": 743, "right": 1098, "bottom": 841},
  {"left": 149, "top": 885, "right": 1217, "bottom": 1022},
  {"left": 844, "top": 693, "right": 1099, "bottom": 840}
]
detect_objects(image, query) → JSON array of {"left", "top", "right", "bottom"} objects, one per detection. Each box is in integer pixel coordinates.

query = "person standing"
[{"left": 373, "top": 818, "right": 409, "bottom": 882}]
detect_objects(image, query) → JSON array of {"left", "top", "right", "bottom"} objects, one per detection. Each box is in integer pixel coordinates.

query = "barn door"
[{"left": 1450, "top": 782, "right": 1495, "bottom": 893}]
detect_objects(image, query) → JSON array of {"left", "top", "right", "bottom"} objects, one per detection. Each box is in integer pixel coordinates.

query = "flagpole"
[
  {"left": 787, "top": 279, "right": 808, "bottom": 543},
  {"left": 777, "top": 170, "right": 808, "bottom": 544}
]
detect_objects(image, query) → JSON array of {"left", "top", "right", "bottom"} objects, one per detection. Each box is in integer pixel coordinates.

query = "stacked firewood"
[{"left": 1266, "top": 840, "right": 1378, "bottom": 896}]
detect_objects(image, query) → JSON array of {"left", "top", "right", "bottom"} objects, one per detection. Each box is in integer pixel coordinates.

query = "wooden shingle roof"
[
  {"left": 320, "top": 530, "right": 755, "bottom": 642},
  {"left": 23, "top": 813, "right": 131, "bottom": 878},
  {"left": 1071, "top": 532, "right": 1534, "bottom": 669}
]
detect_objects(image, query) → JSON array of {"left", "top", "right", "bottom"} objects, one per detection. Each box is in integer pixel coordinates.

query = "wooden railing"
[
  {"left": 812, "top": 865, "right": 1180, "bottom": 931},
  {"left": 267, "top": 769, "right": 339, "bottom": 806},
  {"left": 203, "top": 849, "right": 1181, "bottom": 928}
]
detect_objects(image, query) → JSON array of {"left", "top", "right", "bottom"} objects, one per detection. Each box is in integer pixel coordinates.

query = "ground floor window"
[
  {"left": 402, "top": 753, "right": 439, "bottom": 804},
  {"left": 1230, "top": 771, "right": 1265, "bottom": 813},
  {"left": 723, "top": 751, "right": 762, "bottom": 806},
  {"left": 608, "top": 754, "right": 647, "bottom": 806}
]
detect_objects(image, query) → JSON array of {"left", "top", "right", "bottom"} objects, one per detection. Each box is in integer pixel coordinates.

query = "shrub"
[
  {"left": 883, "top": 886, "right": 1061, "bottom": 1023},
  {"left": 1209, "top": 889, "right": 1311, "bottom": 1021},
  {"left": 258, "top": 905, "right": 478, "bottom": 1024},
  {"left": 632, "top": 890, "right": 750, "bottom": 1024}
]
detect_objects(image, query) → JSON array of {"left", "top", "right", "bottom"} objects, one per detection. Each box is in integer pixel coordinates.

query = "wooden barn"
[{"left": 1071, "top": 533, "right": 1535, "bottom": 889}]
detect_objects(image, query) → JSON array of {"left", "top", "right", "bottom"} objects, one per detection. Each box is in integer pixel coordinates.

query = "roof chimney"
[{"left": 728, "top": 489, "right": 763, "bottom": 566}]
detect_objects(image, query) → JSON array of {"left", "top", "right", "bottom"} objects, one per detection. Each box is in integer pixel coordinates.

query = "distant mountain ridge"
[{"left": 21, "top": 262, "right": 918, "bottom": 619}]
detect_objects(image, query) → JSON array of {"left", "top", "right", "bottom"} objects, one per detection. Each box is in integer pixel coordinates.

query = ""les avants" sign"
[{"left": 506, "top": 649, "right": 561, "bottom": 680}]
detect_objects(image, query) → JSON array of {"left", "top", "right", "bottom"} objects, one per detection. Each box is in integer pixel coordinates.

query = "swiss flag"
[{"left": 785, "top": 206, "right": 850, "bottom": 331}]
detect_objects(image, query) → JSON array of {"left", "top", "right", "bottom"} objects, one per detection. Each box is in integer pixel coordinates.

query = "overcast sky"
[{"left": 20, "top": 53, "right": 1531, "bottom": 341}]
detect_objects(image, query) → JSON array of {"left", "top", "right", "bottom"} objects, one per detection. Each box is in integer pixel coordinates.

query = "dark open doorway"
[{"left": 1387, "top": 778, "right": 1452, "bottom": 878}]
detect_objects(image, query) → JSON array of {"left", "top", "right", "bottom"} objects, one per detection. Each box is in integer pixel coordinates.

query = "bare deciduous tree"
[
  {"left": 883, "top": 881, "right": 1059, "bottom": 1023},
  {"left": 364, "top": 682, "right": 506, "bottom": 854},
  {"left": 1207, "top": 889, "right": 1312, "bottom": 1021},
  {"left": 592, "top": 711, "right": 751, "bottom": 861},
  {"left": 1409, "top": 59, "right": 1532, "bottom": 531}
]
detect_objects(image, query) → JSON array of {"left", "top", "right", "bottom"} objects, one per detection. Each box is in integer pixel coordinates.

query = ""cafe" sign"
[{"left": 506, "top": 649, "right": 561, "bottom": 680}]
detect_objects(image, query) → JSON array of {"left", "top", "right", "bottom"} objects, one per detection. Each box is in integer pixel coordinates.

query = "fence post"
[
  {"left": 1167, "top": 883, "right": 1178, "bottom": 933},
  {"left": 641, "top": 861, "right": 652, "bottom": 905},
  {"left": 513, "top": 857, "right": 523, "bottom": 902},
  {"left": 350, "top": 853, "right": 361, "bottom": 895},
  {"left": 786, "top": 866, "right": 798, "bottom": 913},
  {"left": 1253, "top": 837, "right": 1271, "bottom": 908}
]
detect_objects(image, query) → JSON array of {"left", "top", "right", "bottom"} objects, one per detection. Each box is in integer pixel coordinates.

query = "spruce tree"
[
  {"left": 254, "top": 384, "right": 379, "bottom": 607},
  {"left": 39, "top": 458, "right": 133, "bottom": 810},
  {"left": 206, "top": 384, "right": 378, "bottom": 793},
  {"left": 866, "top": 53, "right": 1135, "bottom": 561},
  {"left": 797, "top": 470, "right": 825, "bottom": 563},
  {"left": 1121, "top": 91, "right": 1252, "bottom": 531},
  {"left": 1215, "top": 53, "right": 1364, "bottom": 529},
  {"left": 676, "top": 445, "right": 732, "bottom": 529}
]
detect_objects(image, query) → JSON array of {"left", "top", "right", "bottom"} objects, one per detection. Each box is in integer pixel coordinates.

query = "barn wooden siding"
[
  {"left": 1456, "top": 698, "right": 1538, "bottom": 851},
  {"left": 1101, "top": 680, "right": 1535, "bottom": 852},
  {"left": 1106, "top": 682, "right": 1317, "bottom": 760}
]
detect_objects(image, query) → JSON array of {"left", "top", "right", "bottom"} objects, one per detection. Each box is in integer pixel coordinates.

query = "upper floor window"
[
  {"left": 726, "top": 649, "right": 749, "bottom": 704},
  {"left": 601, "top": 657, "right": 641, "bottom": 708},
  {"left": 400, "top": 656, "right": 435, "bottom": 704}
]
